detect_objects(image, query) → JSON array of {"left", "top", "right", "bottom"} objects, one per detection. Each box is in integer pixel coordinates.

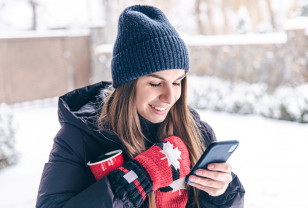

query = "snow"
[
  {"left": 0, "top": 98, "right": 307, "bottom": 207},
  {"left": 204, "top": 111, "right": 308, "bottom": 208},
  {"left": 0, "top": 1, "right": 307, "bottom": 206},
  {"left": 0, "top": 103, "right": 17, "bottom": 167},
  {"left": 95, "top": 43, "right": 113, "bottom": 54},
  {"left": 0, "top": 99, "right": 59, "bottom": 208},
  {"left": 284, "top": 16, "right": 308, "bottom": 30},
  {"left": 95, "top": 33, "right": 288, "bottom": 53},
  {"left": 187, "top": 76, "right": 308, "bottom": 123},
  {"left": 0, "top": 0, "right": 104, "bottom": 31},
  {"left": 181, "top": 32, "right": 287, "bottom": 46},
  {"left": 0, "top": 29, "right": 90, "bottom": 39}
]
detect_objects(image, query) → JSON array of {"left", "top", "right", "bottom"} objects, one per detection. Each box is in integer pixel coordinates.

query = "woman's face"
[{"left": 135, "top": 69, "right": 185, "bottom": 123}]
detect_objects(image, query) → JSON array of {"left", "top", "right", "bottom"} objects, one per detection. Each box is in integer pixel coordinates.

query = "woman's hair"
[{"left": 98, "top": 76, "right": 204, "bottom": 208}]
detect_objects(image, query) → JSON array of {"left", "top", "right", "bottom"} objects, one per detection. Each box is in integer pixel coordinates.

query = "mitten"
[
  {"left": 155, "top": 182, "right": 188, "bottom": 208},
  {"left": 107, "top": 136, "right": 190, "bottom": 208}
]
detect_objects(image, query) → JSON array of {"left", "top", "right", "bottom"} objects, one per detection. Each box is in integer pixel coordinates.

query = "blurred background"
[{"left": 0, "top": 0, "right": 308, "bottom": 207}]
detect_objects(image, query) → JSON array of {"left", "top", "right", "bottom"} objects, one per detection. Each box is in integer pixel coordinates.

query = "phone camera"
[{"left": 228, "top": 144, "right": 238, "bottom": 153}]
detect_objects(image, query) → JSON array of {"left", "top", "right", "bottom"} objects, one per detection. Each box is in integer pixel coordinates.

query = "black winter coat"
[{"left": 36, "top": 81, "right": 245, "bottom": 208}]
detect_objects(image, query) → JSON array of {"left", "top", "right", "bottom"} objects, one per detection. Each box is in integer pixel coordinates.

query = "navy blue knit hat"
[{"left": 111, "top": 5, "right": 189, "bottom": 88}]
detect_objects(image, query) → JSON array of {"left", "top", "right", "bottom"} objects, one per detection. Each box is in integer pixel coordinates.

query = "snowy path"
[
  {"left": 200, "top": 111, "right": 308, "bottom": 208},
  {"left": 0, "top": 101, "right": 59, "bottom": 208},
  {"left": 0, "top": 101, "right": 307, "bottom": 207}
]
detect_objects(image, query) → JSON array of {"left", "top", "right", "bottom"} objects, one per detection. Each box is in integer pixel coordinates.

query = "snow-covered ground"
[{"left": 0, "top": 99, "right": 308, "bottom": 208}]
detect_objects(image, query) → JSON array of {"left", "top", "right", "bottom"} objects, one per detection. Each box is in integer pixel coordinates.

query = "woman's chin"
[{"left": 145, "top": 114, "right": 167, "bottom": 123}]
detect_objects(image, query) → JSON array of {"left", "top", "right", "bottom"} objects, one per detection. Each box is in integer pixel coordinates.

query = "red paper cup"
[{"left": 87, "top": 150, "right": 124, "bottom": 181}]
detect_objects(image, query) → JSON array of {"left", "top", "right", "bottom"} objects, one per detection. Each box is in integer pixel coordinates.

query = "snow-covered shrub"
[
  {"left": 188, "top": 76, "right": 308, "bottom": 123},
  {"left": 261, "top": 85, "right": 308, "bottom": 122},
  {"left": 0, "top": 104, "right": 18, "bottom": 169}
]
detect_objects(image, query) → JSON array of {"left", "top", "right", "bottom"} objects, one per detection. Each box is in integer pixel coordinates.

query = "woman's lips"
[{"left": 150, "top": 104, "right": 167, "bottom": 112}]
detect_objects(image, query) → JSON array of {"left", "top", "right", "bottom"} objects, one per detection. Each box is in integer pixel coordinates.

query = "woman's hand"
[{"left": 187, "top": 163, "right": 232, "bottom": 196}]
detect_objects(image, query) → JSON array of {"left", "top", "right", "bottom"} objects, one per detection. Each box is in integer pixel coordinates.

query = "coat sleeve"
[
  {"left": 198, "top": 121, "right": 245, "bottom": 207},
  {"left": 36, "top": 124, "right": 125, "bottom": 208}
]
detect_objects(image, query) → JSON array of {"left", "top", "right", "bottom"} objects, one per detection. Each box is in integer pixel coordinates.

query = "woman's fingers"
[
  {"left": 188, "top": 175, "right": 228, "bottom": 189},
  {"left": 187, "top": 163, "right": 233, "bottom": 196},
  {"left": 191, "top": 169, "right": 232, "bottom": 183},
  {"left": 207, "top": 163, "right": 232, "bottom": 173},
  {"left": 188, "top": 181, "right": 228, "bottom": 196}
]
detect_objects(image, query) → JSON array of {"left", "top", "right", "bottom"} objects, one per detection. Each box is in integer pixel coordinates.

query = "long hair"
[{"left": 99, "top": 76, "right": 204, "bottom": 208}]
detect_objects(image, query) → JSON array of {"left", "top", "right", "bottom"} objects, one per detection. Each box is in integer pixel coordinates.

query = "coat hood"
[{"left": 57, "top": 81, "right": 123, "bottom": 147}]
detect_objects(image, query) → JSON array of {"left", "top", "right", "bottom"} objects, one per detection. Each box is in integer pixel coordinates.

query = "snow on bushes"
[
  {"left": 188, "top": 76, "right": 308, "bottom": 123},
  {"left": 0, "top": 103, "right": 18, "bottom": 169}
]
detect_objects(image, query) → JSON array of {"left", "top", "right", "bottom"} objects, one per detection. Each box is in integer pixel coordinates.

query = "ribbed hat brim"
[{"left": 112, "top": 36, "right": 189, "bottom": 88}]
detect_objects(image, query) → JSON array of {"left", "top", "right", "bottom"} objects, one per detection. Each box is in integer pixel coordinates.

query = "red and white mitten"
[
  {"left": 156, "top": 183, "right": 188, "bottom": 208},
  {"left": 108, "top": 136, "right": 190, "bottom": 208}
]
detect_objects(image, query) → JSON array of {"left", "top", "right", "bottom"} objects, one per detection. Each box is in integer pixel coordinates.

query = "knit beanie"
[{"left": 111, "top": 5, "right": 189, "bottom": 88}]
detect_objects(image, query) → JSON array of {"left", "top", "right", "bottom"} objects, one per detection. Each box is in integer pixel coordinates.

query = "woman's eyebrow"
[{"left": 146, "top": 73, "right": 186, "bottom": 81}]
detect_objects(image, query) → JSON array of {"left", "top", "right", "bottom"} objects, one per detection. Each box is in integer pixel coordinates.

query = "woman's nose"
[{"left": 159, "top": 85, "right": 175, "bottom": 104}]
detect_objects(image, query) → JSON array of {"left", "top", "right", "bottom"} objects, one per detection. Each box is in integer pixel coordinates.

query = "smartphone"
[{"left": 186, "top": 140, "right": 239, "bottom": 183}]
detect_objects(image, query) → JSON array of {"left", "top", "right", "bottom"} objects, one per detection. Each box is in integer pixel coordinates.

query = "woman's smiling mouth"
[{"left": 150, "top": 105, "right": 167, "bottom": 112}]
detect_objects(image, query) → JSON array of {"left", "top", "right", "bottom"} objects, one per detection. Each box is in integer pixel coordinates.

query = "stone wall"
[
  {"left": 1, "top": 28, "right": 306, "bottom": 104},
  {"left": 187, "top": 29, "right": 308, "bottom": 90},
  {"left": 95, "top": 28, "right": 308, "bottom": 90}
]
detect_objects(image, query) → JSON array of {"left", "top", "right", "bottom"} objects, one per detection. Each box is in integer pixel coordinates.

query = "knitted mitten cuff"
[{"left": 108, "top": 160, "right": 153, "bottom": 206}]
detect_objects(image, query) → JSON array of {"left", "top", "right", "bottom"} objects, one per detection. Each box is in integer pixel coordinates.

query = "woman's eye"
[
  {"left": 173, "top": 82, "right": 181, "bottom": 86},
  {"left": 150, "top": 83, "right": 161, "bottom": 87}
]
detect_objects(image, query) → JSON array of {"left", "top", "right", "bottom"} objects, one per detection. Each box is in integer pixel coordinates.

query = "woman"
[{"left": 36, "top": 5, "right": 245, "bottom": 208}]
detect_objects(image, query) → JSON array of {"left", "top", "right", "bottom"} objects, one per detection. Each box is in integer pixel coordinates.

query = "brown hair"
[{"left": 99, "top": 76, "right": 204, "bottom": 207}]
